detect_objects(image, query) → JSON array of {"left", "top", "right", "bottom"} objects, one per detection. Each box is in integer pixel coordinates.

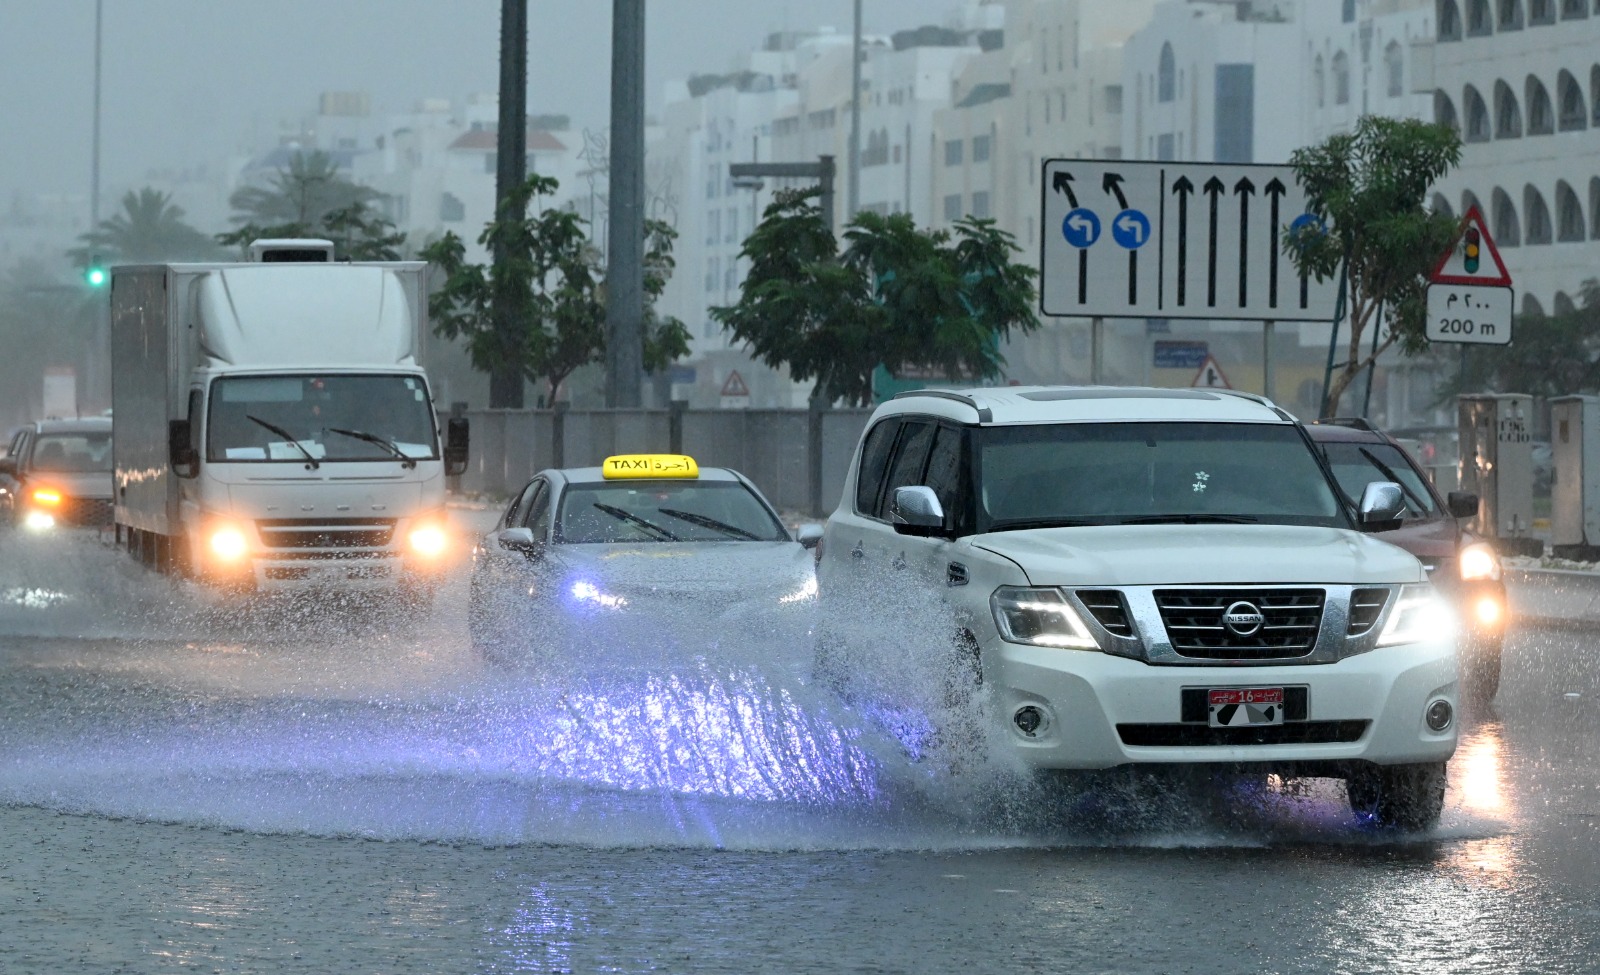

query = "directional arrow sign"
[{"left": 1040, "top": 159, "right": 1339, "bottom": 322}]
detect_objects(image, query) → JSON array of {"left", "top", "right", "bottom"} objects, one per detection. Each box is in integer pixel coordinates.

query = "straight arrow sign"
[
  {"left": 1172, "top": 176, "right": 1193, "bottom": 306},
  {"left": 1203, "top": 176, "right": 1225, "bottom": 307},
  {"left": 1235, "top": 176, "right": 1254, "bottom": 307},
  {"left": 1265, "top": 178, "right": 1287, "bottom": 309}
]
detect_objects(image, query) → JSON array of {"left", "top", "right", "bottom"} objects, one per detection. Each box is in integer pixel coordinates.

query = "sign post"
[{"left": 1424, "top": 205, "right": 1513, "bottom": 347}]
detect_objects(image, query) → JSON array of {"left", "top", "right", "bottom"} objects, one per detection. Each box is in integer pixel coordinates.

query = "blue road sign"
[
  {"left": 1153, "top": 339, "right": 1209, "bottom": 369},
  {"left": 1289, "top": 213, "right": 1323, "bottom": 239},
  {"left": 1061, "top": 208, "right": 1101, "bottom": 248},
  {"left": 1112, "top": 209, "right": 1151, "bottom": 249}
]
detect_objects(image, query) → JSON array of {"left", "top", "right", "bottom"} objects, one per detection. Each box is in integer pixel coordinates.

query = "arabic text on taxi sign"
[{"left": 601, "top": 454, "right": 700, "bottom": 479}]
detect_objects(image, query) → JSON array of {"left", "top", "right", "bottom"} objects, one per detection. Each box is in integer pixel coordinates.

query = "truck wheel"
[{"left": 1346, "top": 762, "right": 1447, "bottom": 831}]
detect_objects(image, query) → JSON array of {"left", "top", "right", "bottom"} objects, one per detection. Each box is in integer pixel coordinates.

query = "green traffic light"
[{"left": 85, "top": 267, "right": 107, "bottom": 287}]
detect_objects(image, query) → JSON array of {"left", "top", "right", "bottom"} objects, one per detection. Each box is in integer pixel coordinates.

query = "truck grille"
[
  {"left": 255, "top": 518, "right": 396, "bottom": 550},
  {"left": 1154, "top": 588, "right": 1325, "bottom": 660}
]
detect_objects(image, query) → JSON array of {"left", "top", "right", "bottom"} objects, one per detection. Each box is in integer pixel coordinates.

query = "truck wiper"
[
  {"left": 592, "top": 502, "right": 680, "bottom": 541},
  {"left": 328, "top": 427, "right": 417, "bottom": 469},
  {"left": 246, "top": 415, "right": 320, "bottom": 469},
  {"left": 1118, "top": 514, "right": 1260, "bottom": 525},
  {"left": 657, "top": 507, "right": 761, "bottom": 540}
]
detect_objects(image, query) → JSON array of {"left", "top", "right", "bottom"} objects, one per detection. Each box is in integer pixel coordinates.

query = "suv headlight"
[
  {"left": 1459, "top": 542, "right": 1501, "bottom": 581},
  {"left": 1376, "top": 584, "right": 1454, "bottom": 647},
  {"left": 990, "top": 586, "right": 1098, "bottom": 650}
]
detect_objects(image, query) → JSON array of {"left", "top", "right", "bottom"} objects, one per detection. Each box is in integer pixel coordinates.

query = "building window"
[
  {"left": 1105, "top": 84, "right": 1123, "bottom": 114},
  {"left": 1563, "top": 0, "right": 1587, "bottom": 17},
  {"left": 1492, "top": 187, "right": 1521, "bottom": 245},
  {"left": 1432, "top": 192, "right": 1455, "bottom": 218},
  {"left": 484, "top": 152, "right": 497, "bottom": 174},
  {"left": 1462, "top": 190, "right": 1484, "bottom": 219},
  {"left": 707, "top": 211, "right": 720, "bottom": 246},
  {"left": 726, "top": 208, "right": 738, "bottom": 243},
  {"left": 1498, "top": 0, "right": 1524, "bottom": 28},
  {"left": 1435, "top": 90, "right": 1460, "bottom": 131},
  {"left": 944, "top": 139, "right": 963, "bottom": 166},
  {"left": 944, "top": 194, "right": 962, "bottom": 222},
  {"left": 1558, "top": 69, "right": 1586, "bottom": 128},
  {"left": 1467, "top": 0, "right": 1493, "bottom": 33},
  {"left": 1215, "top": 65, "right": 1254, "bottom": 162},
  {"left": 1591, "top": 178, "right": 1600, "bottom": 238},
  {"left": 1157, "top": 132, "right": 1176, "bottom": 160},
  {"left": 1343, "top": 0, "right": 1357, "bottom": 21},
  {"left": 1557, "top": 181, "right": 1585, "bottom": 240},
  {"left": 1522, "top": 293, "right": 1545, "bottom": 316},
  {"left": 725, "top": 266, "right": 737, "bottom": 291},
  {"left": 1529, "top": 0, "right": 1556, "bottom": 21},
  {"left": 707, "top": 256, "right": 720, "bottom": 292},
  {"left": 972, "top": 135, "right": 992, "bottom": 163},
  {"left": 1158, "top": 43, "right": 1176, "bottom": 102},
  {"left": 1464, "top": 85, "right": 1491, "bottom": 140},
  {"left": 1591, "top": 66, "right": 1600, "bottom": 125},
  {"left": 1494, "top": 80, "right": 1523, "bottom": 137},
  {"left": 1440, "top": 0, "right": 1464, "bottom": 39},
  {"left": 439, "top": 192, "right": 464, "bottom": 223},
  {"left": 1526, "top": 76, "right": 1555, "bottom": 133},
  {"left": 1314, "top": 55, "right": 1326, "bottom": 107},
  {"left": 971, "top": 191, "right": 991, "bottom": 219},
  {"left": 1525, "top": 185, "right": 1553, "bottom": 243},
  {"left": 1333, "top": 52, "right": 1351, "bottom": 105},
  {"left": 1385, "top": 42, "right": 1405, "bottom": 96}
]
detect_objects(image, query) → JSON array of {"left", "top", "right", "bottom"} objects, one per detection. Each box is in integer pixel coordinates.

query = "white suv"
[{"left": 817, "top": 386, "right": 1458, "bottom": 829}]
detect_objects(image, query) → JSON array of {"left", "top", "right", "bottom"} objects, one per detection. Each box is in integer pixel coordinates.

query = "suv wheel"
[
  {"left": 1463, "top": 648, "right": 1502, "bottom": 705},
  {"left": 1345, "top": 762, "right": 1447, "bottom": 830}
]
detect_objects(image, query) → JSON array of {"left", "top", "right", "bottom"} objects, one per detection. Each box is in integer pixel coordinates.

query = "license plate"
[{"left": 1207, "top": 687, "right": 1285, "bottom": 728}]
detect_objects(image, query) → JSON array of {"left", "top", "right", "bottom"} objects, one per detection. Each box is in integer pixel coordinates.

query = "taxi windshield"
[
  {"left": 976, "top": 421, "right": 1346, "bottom": 530},
  {"left": 1319, "top": 441, "right": 1440, "bottom": 520},
  {"left": 30, "top": 432, "right": 112, "bottom": 473},
  {"left": 557, "top": 481, "right": 788, "bottom": 543}
]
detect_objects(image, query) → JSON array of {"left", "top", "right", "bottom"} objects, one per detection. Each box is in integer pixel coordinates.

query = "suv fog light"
[
  {"left": 1474, "top": 596, "right": 1503, "bottom": 627},
  {"left": 1425, "top": 699, "right": 1453, "bottom": 732},
  {"left": 1014, "top": 705, "right": 1047, "bottom": 737}
]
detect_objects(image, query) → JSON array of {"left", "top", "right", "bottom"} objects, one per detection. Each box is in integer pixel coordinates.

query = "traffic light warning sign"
[{"left": 1430, "top": 205, "right": 1511, "bottom": 287}]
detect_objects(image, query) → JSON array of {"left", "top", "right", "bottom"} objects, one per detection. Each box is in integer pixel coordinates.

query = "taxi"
[{"left": 468, "top": 454, "right": 822, "bottom": 666}]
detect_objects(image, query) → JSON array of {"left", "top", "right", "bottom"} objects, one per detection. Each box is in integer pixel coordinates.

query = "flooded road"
[{"left": 2, "top": 524, "right": 1599, "bottom": 973}]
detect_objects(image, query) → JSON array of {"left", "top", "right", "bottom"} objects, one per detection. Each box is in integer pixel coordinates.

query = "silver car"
[{"left": 469, "top": 455, "right": 821, "bottom": 667}]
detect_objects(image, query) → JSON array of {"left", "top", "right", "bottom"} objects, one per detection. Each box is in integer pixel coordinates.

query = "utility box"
[
  {"left": 1459, "top": 393, "right": 1539, "bottom": 555},
  {"left": 1550, "top": 395, "right": 1600, "bottom": 560}
]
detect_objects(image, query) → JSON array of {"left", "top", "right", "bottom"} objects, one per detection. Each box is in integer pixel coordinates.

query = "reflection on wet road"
[{"left": 1, "top": 529, "right": 1598, "bottom": 973}]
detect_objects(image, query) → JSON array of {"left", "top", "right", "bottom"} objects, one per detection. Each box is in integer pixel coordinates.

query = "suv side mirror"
[
  {"left": 168, "top": 419, "right": 198, "bottom": 478},
  {"left": 1446, "top": 491, "right": 1479, "bottom": 519},
  {"left": 891, "top": 485, "right": 946, "bottom": 537},
  {"left": 796, "top": 524, "right": 824, "bottom": 549},
  {"left": 444, "top": 417, "right": 470, "bottom": 477},
  {"left": 1358, "top": 481, "right": 1405, "bottom": 532}
]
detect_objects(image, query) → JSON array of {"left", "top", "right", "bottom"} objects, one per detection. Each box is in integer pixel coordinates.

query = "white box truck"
[{"left": 110, "top": 240, "right": 469, "bottom": 592}]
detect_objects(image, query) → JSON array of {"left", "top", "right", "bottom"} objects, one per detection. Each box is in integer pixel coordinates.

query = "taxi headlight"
[
  {"left": 779, "top": 575, "right": 819, "bottom": 604},
  {"left": 990, "top": 586, "right": 1098, "bottom": 650},
  {"left": 1377, "top": 584, "right": 1454, "bottom": 648},
  {"left": 209, "top": 525, "right": 249, "bottom": 562},
  {"left": 1459, "top": 543, "right": 1501, "bottom": 581},
  {"left": 408, "top": 524, "right": 448, "bottom": 558},
  {"left": 570, "top": 580, "right": 628, "bottom": 610},
  {"left": 30, "top": 488, "right": 62, "bottom": 507}
]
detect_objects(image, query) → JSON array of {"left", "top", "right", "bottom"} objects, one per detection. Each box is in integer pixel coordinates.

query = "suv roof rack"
[
  {"left": 891, "top": 389, "right": 993, "bottom": 423},
  {"left": 1313, "top": 417, "right": 1378, "bottom": 432}
]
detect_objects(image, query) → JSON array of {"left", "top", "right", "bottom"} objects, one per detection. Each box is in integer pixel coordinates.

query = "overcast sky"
[{"left": 1, "top": 0, "right": 948, "bottom": 206}]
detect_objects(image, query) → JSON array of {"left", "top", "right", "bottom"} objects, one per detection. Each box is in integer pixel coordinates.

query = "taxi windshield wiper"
[
  {"left": 246, "top": 414, "right": 319, "bottom": 469},
  {"left": 328, "top": 427, "right": 416, "bottom": 469},
  {"left": 592, "top": 502, "right": 680, "bottom": 541},
  {"left": 1118, "top": 514, "right": 1259, "bottom": 525},
  {"left": 656, "top": 507, "right": 761, "bottom": 541}
]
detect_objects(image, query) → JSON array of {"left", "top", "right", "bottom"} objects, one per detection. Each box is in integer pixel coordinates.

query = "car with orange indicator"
[
  {"left": 0, "top": 416, "right": 115, "bottom": 532},
  {"left": 1307, "top": 418, "right": 1506, "bottom": 703}
]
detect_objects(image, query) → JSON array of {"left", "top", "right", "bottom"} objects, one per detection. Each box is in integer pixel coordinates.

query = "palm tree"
[
  {"left": 226, "top": 150, "right": 377, "bottom": 228},
  {"left": 71, "top": 188, "right": 220, "bottom": 265}
]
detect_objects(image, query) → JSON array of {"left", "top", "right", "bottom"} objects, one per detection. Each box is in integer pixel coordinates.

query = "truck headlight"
[
  {"left": 1376, "top": 584, "right": 1454, "bottom": 647},
  {"left": 209, "top": 525, "right": 249, "bottom": 561},
  {"left": 1459, "top": 543, "right": 1501, "bottom": 581},
  {"left": 990, "top": 586, "right": 1098, "bottom": 650},
  {"left": 408, "top": 524, "right": 448, "bottom": 558}
]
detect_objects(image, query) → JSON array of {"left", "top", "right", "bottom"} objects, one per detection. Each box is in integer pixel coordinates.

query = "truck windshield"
[
  {"left": 206, "top": 374, "right": 438, "bottom": 463},
  {"left": 556, "top": 481, "right": 789, "bottom": 544},
  {"left": 976, "top": 422, "right": 1346, "bottom": 531}
]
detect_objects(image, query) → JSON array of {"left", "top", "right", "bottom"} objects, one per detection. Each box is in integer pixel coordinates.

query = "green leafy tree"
[
  {"left": 712, "top": 189, "right": 1039, "bottom": 406},
  {"left": 1287, "top": 115, "right": 1462, "bottom": 417},
  {"left": 423, "top": 175, "right": 689, "bottom": 402},
  {"left": 70, "top": 187, "right": 220, "bottom": 266},
  {"left": 218, "top": 150, "right": 405, "bottom": 260},
  {"left": 1440, "top": 279, "right": 1600, "bottom": 398}
]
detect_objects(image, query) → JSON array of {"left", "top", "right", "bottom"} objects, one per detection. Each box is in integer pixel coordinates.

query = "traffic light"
[
  {"left": 1463, "top": 228, "right": 1480, "bottom": 274},
  {"left": 84, "top": 265, "right": 107, "bottom": 288}
]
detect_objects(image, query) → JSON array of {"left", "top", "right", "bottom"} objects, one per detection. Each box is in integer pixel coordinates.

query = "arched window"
[
  {"left": 1464, "top": 85, "right": 1491, "bottom": 140},
  {"left": 1529, "top": 0, "right": 1556, "bottom": 21},
  {"left": 1554, "top": 291, "right": 1577, "bottom": 315},
  {"left": 1557, "top": 182, "right": 1585, "bottom": 239},
  {"left": 1589, "top": 177, "right": 1600, "bottom": 238},
  {"left": 1386, "top": 42, "right": 1405, "bottom": 97},
  {"left": 1333, "top": 51, "right": 1351, "bottom": 105},
  {"left": 1499, "top": 0, "right": 1524, "bottom": 28},
  {"left": 1522, "top": 293, "right": 1545, "bottom": 316},
  {"left": 1432, "top": 193, "right": 1456, "bottom": 218},
  {"left": 1525, "top": 185, "right": 1553, "bottom": 243},
  {"left": 1158, "top": 43, "right": 1175, "bottom": 102},
  {"left": 1559, "top": 70, "right": 1587, "bottom": 129},
  {"left": 1467, "top": 0, "right": 1493, "bottom": 32},
  {"left": 1344, "top": 0, "right": 1358, "bottom": 21},
  {"left": 1440, "top": 0, "right": 1465, "bottom": 37},
  {"left": 1494, "top": 79, "right": 1523, "bottom": 137},
  {"left": 1492, "top": 187, "right": 1522, "bottom": 245},
  {"left": 1592, "top": 66, "right": 1600, "bottom": 125},
  {"left": 1463, "top": 189, "right": 1484, "bottom": 218},
  {"left": 1435, "top": 90, "right": 1460, "bottom": 131},
  {"left": 1527, "top": 76, "right": 1555, "bottom": 133},
  {"left": 1314, "top": 55, "right": 1326, "bottom": 108}
]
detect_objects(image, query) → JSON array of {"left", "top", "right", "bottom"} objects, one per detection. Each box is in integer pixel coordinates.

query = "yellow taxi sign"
[{"left": 601, "top": 454, "right": 700, "bottom": 480}]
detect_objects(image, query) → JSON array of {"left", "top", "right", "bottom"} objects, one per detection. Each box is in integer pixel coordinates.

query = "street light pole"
[
  {"left": 491, "top": 0, "right": 528, "bottom": 409},
  {"left": 91, "top": 0, "right": 102, "bottom": 232},
  {"left": 847, "top": 0, "right": 862, "bottom": 218},
  {"left": 605, "top": 0, "right": 646, "bottom": 409}
]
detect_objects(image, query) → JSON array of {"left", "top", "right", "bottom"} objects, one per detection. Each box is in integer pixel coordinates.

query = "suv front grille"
[
  {"left": 1347, "top": 588, "right": 1390, "bottom": 636},
  {"left": 1076, "top": 590, "right": 1134, "bottom": 637},
  {"left": 255, "top": 518, "right": 396, "bottom": 550},
  {"left": 1154, "top": 588, "right": 1325, "bottom": 659}
]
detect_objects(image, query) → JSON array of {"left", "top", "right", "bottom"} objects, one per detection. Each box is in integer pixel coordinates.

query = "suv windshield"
[
  {"left": 207, "top": 374, "right": 437, "bottom": 463},
  {"left": 977, "top": 422, "right": 1345, "bottom": 530},
  {"left": 557, "top": 481, "right": 788, "bottom": 544},
  {"left": 1319, "top": 441, "right": 1439, "bottom": 520},
  {"left": 30, "top": 432, "right": 113, "bottom": 473}
]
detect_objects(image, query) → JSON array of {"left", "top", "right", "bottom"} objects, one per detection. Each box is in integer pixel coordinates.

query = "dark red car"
[{"left": 1307, "top": 418, "right": 1506, "bottom": 703}]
